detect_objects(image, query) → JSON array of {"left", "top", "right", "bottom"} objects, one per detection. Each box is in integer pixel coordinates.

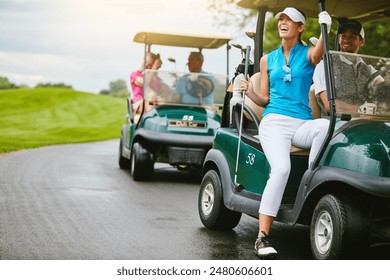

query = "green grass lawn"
[{"left": 0, "top": 88, "right": 127, "bottom": 154}]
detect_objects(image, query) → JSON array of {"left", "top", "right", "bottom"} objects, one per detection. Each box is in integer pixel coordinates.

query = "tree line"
[
  {"left": 208, "top": 0, "right": 390, "bottom": 57},
  {"left": 0, "top": 76, "right": 73, "bottom": 90},
  {"left": 99, "top": 79, "right": 130, "bottom": 98},
  {"left": 0, "top": 76, "right": 130, "bottom": 98}
]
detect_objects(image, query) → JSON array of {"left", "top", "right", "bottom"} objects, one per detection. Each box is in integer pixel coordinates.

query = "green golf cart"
[
  {"left": 198, "top": 0, "right": 390, "bottom": 259},
  {"left": 118, "top": 31, "right": 232, "bottom": 181}
]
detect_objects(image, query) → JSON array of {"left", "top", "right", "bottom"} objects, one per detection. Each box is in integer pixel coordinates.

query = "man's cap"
[
  {"left": 275, "top": 7, "right": 306, "bottom": 25},
  {"left": 188, "top": 52, "right": 203, "bottom": 62},
  {"left": 340, "top": 19, "right": 365, "bottom": 39}
]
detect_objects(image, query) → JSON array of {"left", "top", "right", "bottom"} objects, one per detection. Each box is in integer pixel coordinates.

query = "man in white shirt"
[{"left": 313, "top": 19, "right": 380, "bottom": 115}]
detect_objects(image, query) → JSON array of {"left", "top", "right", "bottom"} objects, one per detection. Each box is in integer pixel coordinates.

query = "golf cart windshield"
[
  {"left": 133, "top": 31, "right": 232, "bottom": 114},
  {"left": 330, "top": 51, "right": 390, "bottom": 120},
  {"left": 143, "top": 69, "right": 227, "bottom": 108}
]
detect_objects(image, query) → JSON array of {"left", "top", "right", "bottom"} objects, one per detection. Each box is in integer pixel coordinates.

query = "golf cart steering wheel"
[
  {"left": 362, "top": 70, "right": 385, "bottom": 101},
  {"left": 185, "top": 75, "right": 214, "bottom": 98}
]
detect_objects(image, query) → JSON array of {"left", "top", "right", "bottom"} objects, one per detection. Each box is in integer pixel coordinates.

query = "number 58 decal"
[{"left": 246, "top": 153, "right": 256, "bottom": 165}]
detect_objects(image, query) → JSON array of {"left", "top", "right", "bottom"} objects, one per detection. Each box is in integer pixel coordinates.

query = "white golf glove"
[{"left": 318, "top": 11, "right": 332, "bottom": 33}]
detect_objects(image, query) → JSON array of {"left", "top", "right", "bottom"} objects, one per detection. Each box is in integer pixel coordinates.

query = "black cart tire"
[
  {"left": 310, "top": 193, "right": 369, "bottom": 260},
  {"left": 198, "top": 170, "right": 241, "bottom": 230},
  {"left": 130, "top": 143, "right": 154, "bottom": 181},
  {"left": 118, "top": 138, "right": 131, "bottom": 169}
]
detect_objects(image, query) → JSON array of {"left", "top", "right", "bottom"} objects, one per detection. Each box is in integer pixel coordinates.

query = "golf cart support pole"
[
  {"left": 234, "top": 45, "right": 251, "bottom": 190},
  {"left": 254, "top": 7, "right": 267, "bottom": 74},
  {"left": 138, "top": 41, "right": 151, "bottom": 127},
  {"left": 312, "top": 0, "right": 336, "bottom": 169},
  {"left": 226, "top": 43, "right": 230, "bottom": 88}
]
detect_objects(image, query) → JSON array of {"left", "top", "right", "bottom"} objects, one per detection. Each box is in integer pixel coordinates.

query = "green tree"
[
  {"left": 207, "top": 0, "right": 257, "bottom": 30},
  {"left": 263, "top": 17, "right": 338, "bottom": 53},
  {"left": 99, "top": 79, "right": 129, "bottom": 98},
  {"left": 0, "top": 76, "right": 17, "bottom": 90},
  {"left": 361, "top": 23, "right": 390, "bottom": 57},
  {"left": 208, "top": 0, "right": 390, "bottom": 56},
  {"left": 99, "top": 89, "right": 110, "bottom": 95},
  {"left": 35, "top": 82, "right": 72, "bottom": 89},
  {"left": 18, "top": 83, "right": 30, "bottom": 89}
]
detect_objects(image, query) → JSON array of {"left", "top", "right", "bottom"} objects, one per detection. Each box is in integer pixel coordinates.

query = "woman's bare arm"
[{"left": 241, "top": 55, "right": 270, "bottom": 107}]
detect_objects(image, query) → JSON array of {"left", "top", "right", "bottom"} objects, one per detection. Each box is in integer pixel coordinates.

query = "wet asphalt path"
[{"left": 0, "top": 140, "right": 388, "bottom": 260}]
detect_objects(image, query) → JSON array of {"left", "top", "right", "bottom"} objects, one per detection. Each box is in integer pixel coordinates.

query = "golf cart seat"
[
  {"left": 309, "top": 84, "right": 321, "bottom": 119},
  {"left": 244, "top": 72, "right": 264, "bottom": 121}
]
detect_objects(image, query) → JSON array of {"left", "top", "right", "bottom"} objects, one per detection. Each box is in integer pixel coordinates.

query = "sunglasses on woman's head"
[{"left": 283, "top": 65, "right": 291, "bottom": 83}]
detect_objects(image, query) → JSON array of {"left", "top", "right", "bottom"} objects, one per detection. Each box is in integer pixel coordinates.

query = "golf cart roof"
[
  {"left": 236, "top": 0, "right": 390, "bottom": 22},
  {"left": 133, "top": 31, "right": 233, "bottom": 49}
]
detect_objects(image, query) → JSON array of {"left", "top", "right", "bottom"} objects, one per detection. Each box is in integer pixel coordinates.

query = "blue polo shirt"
[{"left": 263, "top": 43, "right": 314, "bottom": 120}]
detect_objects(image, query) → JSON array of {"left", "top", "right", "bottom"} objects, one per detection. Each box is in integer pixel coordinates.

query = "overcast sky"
[{"left": 0, "top": 0, "right": 255, "bottom": 93}]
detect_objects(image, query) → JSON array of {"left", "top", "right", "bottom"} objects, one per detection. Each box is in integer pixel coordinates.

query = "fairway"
[{"left": 0, "top": 88, "right": 126, "bottom": 153}]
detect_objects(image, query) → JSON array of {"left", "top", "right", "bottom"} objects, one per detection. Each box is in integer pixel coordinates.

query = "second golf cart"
[{"left": 118, "top": 31, "right": 232, "bottom": 180}]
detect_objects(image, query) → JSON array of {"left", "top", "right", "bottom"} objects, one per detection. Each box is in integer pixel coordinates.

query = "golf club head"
[
  {"left": 245, "top": 31, "right": 256, "bottom": 39},
  {"left": 231, "top": 43, "right": 243, "bottom": 50}
]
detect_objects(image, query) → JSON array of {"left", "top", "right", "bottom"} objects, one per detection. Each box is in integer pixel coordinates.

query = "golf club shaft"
[{"left": 234, "top": 45, "right": 251, "bottom": 187}]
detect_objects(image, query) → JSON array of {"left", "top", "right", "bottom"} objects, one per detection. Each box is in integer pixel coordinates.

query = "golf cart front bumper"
[{"left": 134, "top": 128, "right": 214, "bottom": 166}]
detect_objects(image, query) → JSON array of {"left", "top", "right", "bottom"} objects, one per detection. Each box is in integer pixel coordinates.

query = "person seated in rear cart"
[
  {"left": 175, "top": 52, "right": 215, "bottom": 104},
  {"left": 130, "top": 52, "right": 163, "bottom": 117}
]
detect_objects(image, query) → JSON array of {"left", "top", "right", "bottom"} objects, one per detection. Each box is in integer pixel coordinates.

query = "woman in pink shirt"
[{"left": 130, "top": 52, "right": 162, "bottom": 115}]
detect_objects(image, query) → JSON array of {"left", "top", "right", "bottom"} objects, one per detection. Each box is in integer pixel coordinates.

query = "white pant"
[{"left": 258, "top": 113, "right": 329, "bottom": 217}]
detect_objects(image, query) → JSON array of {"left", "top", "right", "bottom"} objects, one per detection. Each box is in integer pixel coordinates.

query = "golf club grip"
[{"left": 244, "top": 46, "right": 251, "bottom": 79}]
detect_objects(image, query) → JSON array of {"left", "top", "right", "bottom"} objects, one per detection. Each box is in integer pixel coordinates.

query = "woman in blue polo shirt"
[{"left": 240, "top": 7, "right": 332, "bottom": 258}]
